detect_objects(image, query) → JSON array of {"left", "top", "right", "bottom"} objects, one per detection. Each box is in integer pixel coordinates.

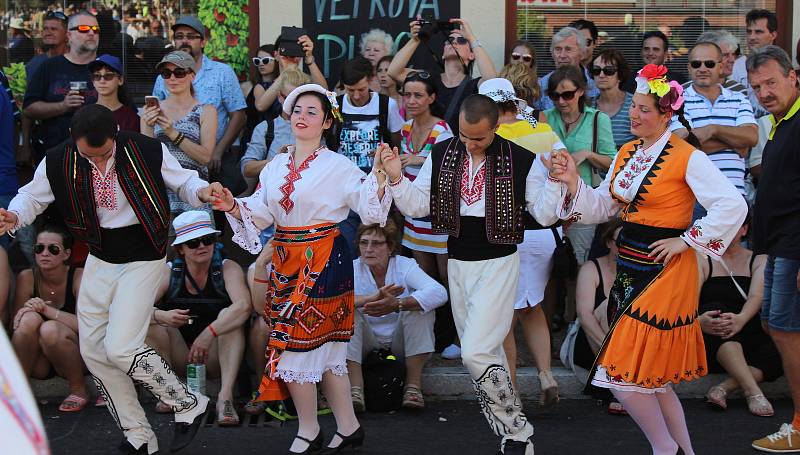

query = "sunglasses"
[
  {"left": 45, "top": 11, "right": 67, "bottom": 22},
  {"left": 160, "top": 68, "right": 191, "bottom": 79},
  {"left": 252, "top": 56, "right": 275, "bottom": 66},
  {"left": 591, "top": 65, "right": 617, "bottom": 77},
  {"left": 448, "top": 36, "right": 469, "bottom": 46},
  {"left": 552, "top": 89, "right": 578, "bottom": 101},
  {"left": 404, "top": 71, "right": 431, "bottom": 83},
  {"left": 34, "top": 243, "right": 63, "bottom": 255},
  {"left": 511, "top": 53, "right": 533, "bottom": 63},
  {"left": 92, "top": 72, "right": 119, "bottom": 81},
  {"left": 690, "top": 60, "right": 718, "bottom": 69},
  {"left": 182, "top": 234, "right": 217, "bottom": 249},
  {"left": 70, "top": 25, "right": 99, "bottom": 33}
]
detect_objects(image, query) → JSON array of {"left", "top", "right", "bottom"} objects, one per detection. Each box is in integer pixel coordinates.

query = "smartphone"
[
  {"left": 279, "top": 26, "right": 306, "bottom": 58},
  {"left": 144, "top": 96, "right": 160, "bottom": 109}
]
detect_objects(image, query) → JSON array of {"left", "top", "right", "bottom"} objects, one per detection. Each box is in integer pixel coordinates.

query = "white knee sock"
[{"left": 612, "top": 389, "right": 679, "bottom": 455}]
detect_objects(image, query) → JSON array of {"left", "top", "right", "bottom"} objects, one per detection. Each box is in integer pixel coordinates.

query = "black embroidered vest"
[
  {"left": 46, "top": 132, "right": 170, "bottom": 263},
  {"left": 429, "top": 136, "right": 536, "bottom": 249}
]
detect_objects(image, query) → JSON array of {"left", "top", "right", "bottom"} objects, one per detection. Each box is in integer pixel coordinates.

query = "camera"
[{"left": 418, "top": 12, "right": 455, "bottom": 41}]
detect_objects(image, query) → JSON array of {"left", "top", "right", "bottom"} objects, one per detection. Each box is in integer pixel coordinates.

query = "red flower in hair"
[{"left": 639, "top": 64, "right": 668, "bottom": 80}]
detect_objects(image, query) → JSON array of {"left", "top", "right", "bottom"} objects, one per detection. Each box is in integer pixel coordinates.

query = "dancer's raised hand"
[
  {"left": 0, "top": 208, "right": 18, "bottom": 236},
  {"left": 378, "top": 143, "right": 402, "bottom": 184}
]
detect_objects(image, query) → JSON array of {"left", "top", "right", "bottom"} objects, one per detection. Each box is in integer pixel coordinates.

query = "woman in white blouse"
[{"left": 347, "top": 220, "right": 447, "bottom": 412}]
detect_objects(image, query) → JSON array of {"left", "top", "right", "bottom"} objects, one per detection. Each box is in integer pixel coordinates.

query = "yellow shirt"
[
  {"left": 768, "top": 93, "right": 800, "bottom": 140},
  {"left": 496, "top": 120, "right": 565, "bottom": 155}
]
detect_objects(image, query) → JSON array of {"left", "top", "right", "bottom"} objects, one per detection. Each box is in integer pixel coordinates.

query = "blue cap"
[
  {"left": 88, "top": 54, "right": 123, "bottom": 74},
  {"left": 172, "top": 15, "right": 205, "bottom": 37}
]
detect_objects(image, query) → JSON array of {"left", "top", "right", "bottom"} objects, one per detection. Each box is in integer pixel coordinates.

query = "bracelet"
[
  {"left": 173, "top": 132, "right": 185, "bottom": 146},
  {"left": 253, "top": 277, "right": 269, "bottom": 284},
  {"left": 389, "top": 175, "right": 403, "bottom": 187},
  {"left": 208, "top": 324, "right": 218, "bottom": 337},
  {"left": 226, "top": 201, "right": 238, "bottom": 213},
  {"left": 470, "top": 39, "right": 483, "bottom": 50}
]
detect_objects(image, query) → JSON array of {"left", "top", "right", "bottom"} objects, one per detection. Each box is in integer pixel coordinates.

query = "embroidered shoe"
[{"left": 752, "top": 423, "right": 800, "bottom": 453}]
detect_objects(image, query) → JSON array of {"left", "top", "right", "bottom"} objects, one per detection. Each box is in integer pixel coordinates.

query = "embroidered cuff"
[
  {"left": 227, "top": 199, "right": 263, "bottom": 254},
  {"left": 682, "top": 224, "right": 725, "bottom": 259},
  {"left": 361, "top": 173, "right": 392, "bottom": 227}
]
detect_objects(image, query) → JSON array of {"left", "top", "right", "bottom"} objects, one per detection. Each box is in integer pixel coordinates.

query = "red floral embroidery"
[
  {"left": 279, "top": 151, "right": 320, "bottom": 214},
  {"left": 615, "top": 150, "right": 655, "bottom": 191},
  {"left": 460, "top": 156, "right": 486, "bottom": 206},
  {"left": 91, "top": 165, "right": 118, "bottom": 211},
  {"left": 688, "top": 225, "right": 702, "bottom": 239},
  {"left": 707, "top": 238, "right": 724, "bottom": 252}
]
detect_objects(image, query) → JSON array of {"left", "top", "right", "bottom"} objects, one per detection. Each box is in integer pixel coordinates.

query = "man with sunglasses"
[
  {"left": 671, "top": 41, "right": 757, "bottom": 209},
  {"left": 0, "top": 104, "right": 225, "bottom": 454},
  {"left": 24, "top": 11, "right": 99, "bottom": 163}
]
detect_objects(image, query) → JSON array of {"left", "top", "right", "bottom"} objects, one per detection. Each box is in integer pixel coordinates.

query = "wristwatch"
[{"left": 470, "top": 39, "right": 483, "bottom": 50}]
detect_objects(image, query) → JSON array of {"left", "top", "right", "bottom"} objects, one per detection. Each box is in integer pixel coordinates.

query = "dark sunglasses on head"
[
  {"left": 511, "top": 53, "right": 533, "bottom": 63},
  {"left": 591, "top": 65, "right": 617, "bottom": 77},
  {"left": 448, "top": 36, "right": 469, "bottom": 45},
  {"left": 160, "top": 68, "right": 191, "bottom": 79},
  {"left": 45, "top": 11, "right": 67, "bottom": 22},
  {"left": 552, "top": 89, "right": 578, "bottom": 101},
  {"left": 404, "top": 71, "right": 431, "bottom": 83},
  {"left": 182, "top": 234, "right": 217, "bottom": 249},
  {"left": 34, "top": 243, "right": 63, "bottom": 255},
  {"left": 252, "top": 56, "right": 275, "bottom": 66},
  {"left": 70, "top": 24, "right": 99, "bottom": 33},
  {"left": 92, "top": 72, "right": 119, "bottom": 81},
  {"left": 690, "top": 60, "right": 718, "bottom": 69}
]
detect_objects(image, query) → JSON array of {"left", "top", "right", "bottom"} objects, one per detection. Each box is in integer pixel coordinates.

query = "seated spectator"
[
  {"left": 244, "top": 240, "right": 274, "bottom": 415},
  {"left": 699, "top": 211, "right": 781, "bottom": 417},
  {"left": 0, "top": 248, "right": 9, "bottom": 325},
  {"left": 591, "top": 49, "right": 636, "bottom": 150},
  {"left": 347, "top": 221, "right": 447, "bottom": 411},
  {"left": 10, "top": 225, "right": 90, "bottom": 412},
  {"left": 147, "top": 211, "right": 251, "bottom": 426},
  {"left": 89, "top": 54, "right": 140, "bottom": 133},
  {"left": 360, "top": 28, "right": 394, "bottom": 93},
  {"left": 141, "top": 50, "right": 217, "bottom": 220},
  {"left": 240, "top": 68, "right": 309, "bottom": 179}
]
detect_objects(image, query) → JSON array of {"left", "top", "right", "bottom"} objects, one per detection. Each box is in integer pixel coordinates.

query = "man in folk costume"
[
  {"left": 378, "top": 94, "right": 560, "bottom": 455},
  {"left": 0, "top": 105, "right": 223, "bottom": 454}
]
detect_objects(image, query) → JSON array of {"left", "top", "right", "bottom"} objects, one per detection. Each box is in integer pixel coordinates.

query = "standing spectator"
[
  {"left": 0, "top": 84, "right": 17, "bottom": 250},
  {"left": 671, "top": 42, "right": 757, "bottom": 201},
  {"left": 376, "top": 56, "right": 402, "bottom": 111},
  {"left": 640, "top": 31, "right": 686, "bottom": 84},
  {"left": 360, "top": 28, "right": 394, "bottom": 93},
  {"left": 389, "top": 18, "right": 497, "bottom": 135},
  {"left": 143, "top": 51, "right": 217, "bottom": 220},
  {"left": 592, "top": 49, "right": 635, "bottom": 150},
  {"left": 89, "top": 55, "right": 140, "bottom": 133},
  {"left": 536, "top": 27, "right": 599, "bottom": 111},
  {"left": 243, "top": 44, "right": 280, "bottom": 149},
  {"left": 8, "top": 18, "right": 35, "bottom": 64},
  {"left": 25, "top": 11, "right": 68, "bottom": 83},
  {"left": 508, "top": 40, "right": 536, "bottom": 70},
  {"left": 543, "top": 65, "right": 616, "bottom": 264},
  {"left": 732, "top": 9, "right": 777, "bottom": 118},
  {"left": 503, "top": 43, "right": 542, "bottom": 108},
  {"left": 568, "top": 19, "right": 599, "bottom": 69},
  {"left": 694, "top": 31, "right": 748, "bottom": 94},
  {"left": 749, "top": 45, "right": 800, "bottom": 453},
  {"left": 152, "top": 16, "right": 246, "bottom": 176},
  {"left": 23, "top": 11, "right": 99, "bottom": 161}
]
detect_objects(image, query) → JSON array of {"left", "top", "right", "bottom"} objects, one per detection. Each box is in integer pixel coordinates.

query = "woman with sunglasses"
[
  {"left": 388, "top": 17, "right": 497, "bottom": 134},
  {"left": 544, "top": 64, "right": 747, "bottom": 455},
  {"left": 89, "top": 54, "right": 139, "bottom": 133},
  {"left": 11, "top": 225, "right": 94, "bottom": 412},
  {"left": 508, "top": 40, "right": 536, "bottom": 70},
  {"left": 141, "top": 50, "right": 217, "bottom": 219},
  {"left": 243, "top": 44, "right": 280, "bottom": 150},
  {"left": 211, "top": 84, "right": 389, "bottom": 454},
  {"left": 592, "top": 49, "right": 636, "bottom": 150}
]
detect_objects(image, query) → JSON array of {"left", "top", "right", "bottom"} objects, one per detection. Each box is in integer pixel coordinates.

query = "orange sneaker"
[{"left": 752, "top": 424, "right": 800, "bottom": 453}]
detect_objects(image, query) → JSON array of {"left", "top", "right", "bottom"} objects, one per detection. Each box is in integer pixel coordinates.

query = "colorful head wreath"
[{"left": 634, "top": 64, "right": 685, "bottom": 112}]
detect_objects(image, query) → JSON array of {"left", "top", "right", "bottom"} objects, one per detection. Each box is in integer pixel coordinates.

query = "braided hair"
[{"left": 671, "top": 104, "right": 701, "bottom": 149}]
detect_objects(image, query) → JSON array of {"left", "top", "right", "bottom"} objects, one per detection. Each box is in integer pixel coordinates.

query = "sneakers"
[
  {"left": 752, "top": 423, "right": 800, "bottom": 453},
  {"left": 441, "top": 344, "right": 462, "bottom": 360}
]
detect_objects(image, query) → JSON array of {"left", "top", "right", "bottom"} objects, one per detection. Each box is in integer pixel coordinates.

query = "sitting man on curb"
[{"left": 147, "top": 211, "right": 251, "bottom": 426}]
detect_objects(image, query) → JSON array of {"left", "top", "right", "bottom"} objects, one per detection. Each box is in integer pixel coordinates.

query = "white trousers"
[
  {"left": 346, "top": 309, "right": 436, "bottom": 362},
  {"left": 448, "top": 252, "right": 535, "bottom": 448},
  {"left": 78, "top": 255, "right": 208, "bottom": 453}
]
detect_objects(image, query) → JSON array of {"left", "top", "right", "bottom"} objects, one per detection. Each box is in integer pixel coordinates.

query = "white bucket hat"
[
  {"left": 171, "top": 211, "right": 220, "bottom": 246},
  {"left": 479, "top": 78, "right": 538, "bottom": 128}
]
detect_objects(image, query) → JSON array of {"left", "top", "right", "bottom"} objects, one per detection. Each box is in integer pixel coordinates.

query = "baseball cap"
[
  {"left": 172, "top": 15, "right": 205, "bottom": 37},
  {"left": 88, "top": 54, "right": 123, "bottom": 74},
  {"left": 156, "top": 50, "right": 195, "bottom": 71}
]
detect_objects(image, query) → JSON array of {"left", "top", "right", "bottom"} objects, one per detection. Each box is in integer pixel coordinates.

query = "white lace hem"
[
  {"left": 275, "top": 364, "right": 348, "bottom": 384},
  {"left": 227, "top": 199, "right": 263, "bottom": 254},
  {"left": 360, "top": 173, "right": 392, "bottom": 227},
  {"left": 591, "top": 366, "right": 669, "bottom": 394}
]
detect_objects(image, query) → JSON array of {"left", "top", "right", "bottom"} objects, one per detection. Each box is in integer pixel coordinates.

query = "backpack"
[
  {"left": 263, "top": 116, "right": 275, "bottom": 156},
  {"left": 335, "top": 93, "right": 391, "bottom": 150},
  {"left": 165, "top": 242, "right": 229, "bottom": 303},
  {"left": 362, "top": 348, "right": 405, "bottom": 412}
]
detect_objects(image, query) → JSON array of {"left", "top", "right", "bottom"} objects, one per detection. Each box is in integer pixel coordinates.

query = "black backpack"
[{"left": 362, "top": 348, "right": 405, "bottom": 412}]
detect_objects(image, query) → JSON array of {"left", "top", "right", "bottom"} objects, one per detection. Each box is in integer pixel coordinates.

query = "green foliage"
[
  {"left": 2, "top": 63, "right": 27, "bottom": 98},
  {"left": 197, "top": 0, "right": 249, "bottom": 79}
]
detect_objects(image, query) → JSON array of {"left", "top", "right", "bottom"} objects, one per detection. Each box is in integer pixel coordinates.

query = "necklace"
[{"left": 563, "top": 112, "right": 582, "bottom": 126}]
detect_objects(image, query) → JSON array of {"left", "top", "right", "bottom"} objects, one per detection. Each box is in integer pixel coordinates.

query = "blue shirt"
[
  {"left": 535, "top": 66, "right": 599, "bottom": 111},
  {"left": 0, "top": 87, "right": 18, "bottom": 196},
  {"left": 152, "top": 55, "right": 247, "bottom": 142},
  {"left": 239, "top": 116, "right": 294, "bottom": 175},
  {"left": 593, "top": 91, "right": 635, "bottom": 149}
]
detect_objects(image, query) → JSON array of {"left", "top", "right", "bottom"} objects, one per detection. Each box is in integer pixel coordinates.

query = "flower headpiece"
[
  {"left": 324, "top": 90, "right": 344, "bottom": 122},
  {"left": 634, "top": 64, "right": 684, "bottom": 112},
  {"left": 282, "top": 83, "right": 344, "bottom": 121}
]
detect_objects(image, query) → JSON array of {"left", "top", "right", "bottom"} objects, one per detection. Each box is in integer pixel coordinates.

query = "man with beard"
[
  {"left": 152, "top": 16, "right": 246, "bottom": 175},
  {"left": 24, "top": 11, "right": 99, "bottom": 162}
]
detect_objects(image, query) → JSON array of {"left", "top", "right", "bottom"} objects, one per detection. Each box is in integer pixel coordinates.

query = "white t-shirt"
[{"left": 338, "top": 92, "right": 404, "bottom": 172}]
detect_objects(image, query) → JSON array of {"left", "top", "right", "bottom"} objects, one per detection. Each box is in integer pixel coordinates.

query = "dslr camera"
[{"left": 418, "top": 12, "right": 455, "bottom": 41}]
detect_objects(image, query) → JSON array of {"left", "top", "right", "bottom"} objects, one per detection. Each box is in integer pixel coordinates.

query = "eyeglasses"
[
  {"left": 690, "top": 60, "right": 719, "bottom": 69},
  {"left": 448, "top": 36, "right": 469, "bottom": 46},
  {"left": 511, "top": 53, "right": 533, "bottom": 64},
  {"left": 358, "top": 239, "right": 387, "bottom": 248},
  {"left": 173, "top": 33, "right": 202, "bottom": 41},
  {"left": 45, "top": 11, "right": 67, "bottom": 22},
  {"left": 182, "top": 234, "right": 217, "bottom": 249},
  {"left": 92, "top": 72, "right": 119, "bottom": 81},
  {"left": 34, "top": 243, "right": 63, "bottom": 255},
  {"left": 69, "top": 25, "right": 99, "bottom": 33},
  {"left": 252, "top": 56, "right": 275, "bottom": 66},
  {"left": 591, "top": 65, "right": 617, "bottom": 77},
  {"left": 404, "top": 71, "right": 431, "bottom": 83},
  {"left": 552, "top": 89, "right": 578, "bottom": 101},
  {"left": 160, "top": 68, "right": 191, "bottom": 79}
]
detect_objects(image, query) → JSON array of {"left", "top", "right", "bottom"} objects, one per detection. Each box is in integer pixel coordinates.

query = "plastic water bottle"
[{"left": 186, "top": 363, "right": 206, "bottom": 395}]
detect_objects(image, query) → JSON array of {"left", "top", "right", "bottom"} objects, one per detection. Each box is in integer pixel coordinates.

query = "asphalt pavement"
[{"left": 41, "top": 397, "right": 793, "bottom": 454}]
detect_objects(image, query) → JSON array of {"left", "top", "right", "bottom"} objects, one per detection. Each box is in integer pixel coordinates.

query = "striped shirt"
[{"left": 669, "top": 83, "right": 756, "bottom": 195}]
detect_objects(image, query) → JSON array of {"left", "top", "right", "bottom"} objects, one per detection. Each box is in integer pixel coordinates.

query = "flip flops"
[{"left": 58, "top": 394, "right": 88, "bottom": 412}]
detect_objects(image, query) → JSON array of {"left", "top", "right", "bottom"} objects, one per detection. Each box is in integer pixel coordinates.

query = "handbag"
[
  {"left": 550, "top": 227, "right": 579, "bottom": 280},
  {"left": 590, "top": 112, "right": 603, "bottom": 188}
]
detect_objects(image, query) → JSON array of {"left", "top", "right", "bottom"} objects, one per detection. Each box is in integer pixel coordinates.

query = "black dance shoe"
[
  {"left": 119, "top": 439, "right": 152, "bottom": 454},
  {"left": 169, "top": 409, "right": 207, "bottom": 453},
  {"left": 320, "top": 427, "right": 365, "bottom": 454},
  {"left": 501, "top": 439, "right": 532, "bottom": 455},
  {"left": 289, "top": 430, "right": 325, "bottom": 454}
]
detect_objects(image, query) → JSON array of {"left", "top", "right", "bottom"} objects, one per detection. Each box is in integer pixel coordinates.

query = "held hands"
[
  {"left": 543, "top": 150, "right": 580, "bottom": 194},
  {"left": 0, "top": 208, "right": 18, "bottom": 236},
  {"left": 363, "top": 284, "right": 405, "bottom": 317},
  {"left": 648, "top": 237, "right": 689, "bottom": 264},
  {"left": 377, "top": 143, "right": 402, "bottom": 183},
  {"left": 200, "top": 182, "right": 235, "bottom": 211}
]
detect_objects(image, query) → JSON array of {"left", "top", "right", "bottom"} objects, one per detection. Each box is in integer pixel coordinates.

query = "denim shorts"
[{"left": 762, "top": 256, "right": 800, "bottom": 332}]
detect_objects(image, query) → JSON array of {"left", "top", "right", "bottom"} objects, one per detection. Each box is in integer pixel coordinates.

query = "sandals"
[
  {"left": 351, "top": 386, "right": 365, "bottom": 413},
  {"left": 217, "top": 400, "right": 240, "bottom": 426},
  {"left": 705, "top": 385, "right": 728, "bottom": 411},
  {"left": 538, "top": 370, "right": 560, "bottom": 407},
  {"left": 746, "top": 394, "right": 775, "bottom": 417},
  {"left": 243, "top": 393, "right": 268, "bottom": 416},
  {"left": 402, "top": 385, "right": 425, "bottom": 410},
  {"left": 58, "top": 394, "right": 88, "bottom": 412}
]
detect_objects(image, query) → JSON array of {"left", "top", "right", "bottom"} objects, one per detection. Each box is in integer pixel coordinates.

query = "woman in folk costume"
[
  {"left": 211, "top": 84, "right": 391, "bottom": 454},
  {"left": 545, "top": 64, "right": 747, "bottom": 455}
]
